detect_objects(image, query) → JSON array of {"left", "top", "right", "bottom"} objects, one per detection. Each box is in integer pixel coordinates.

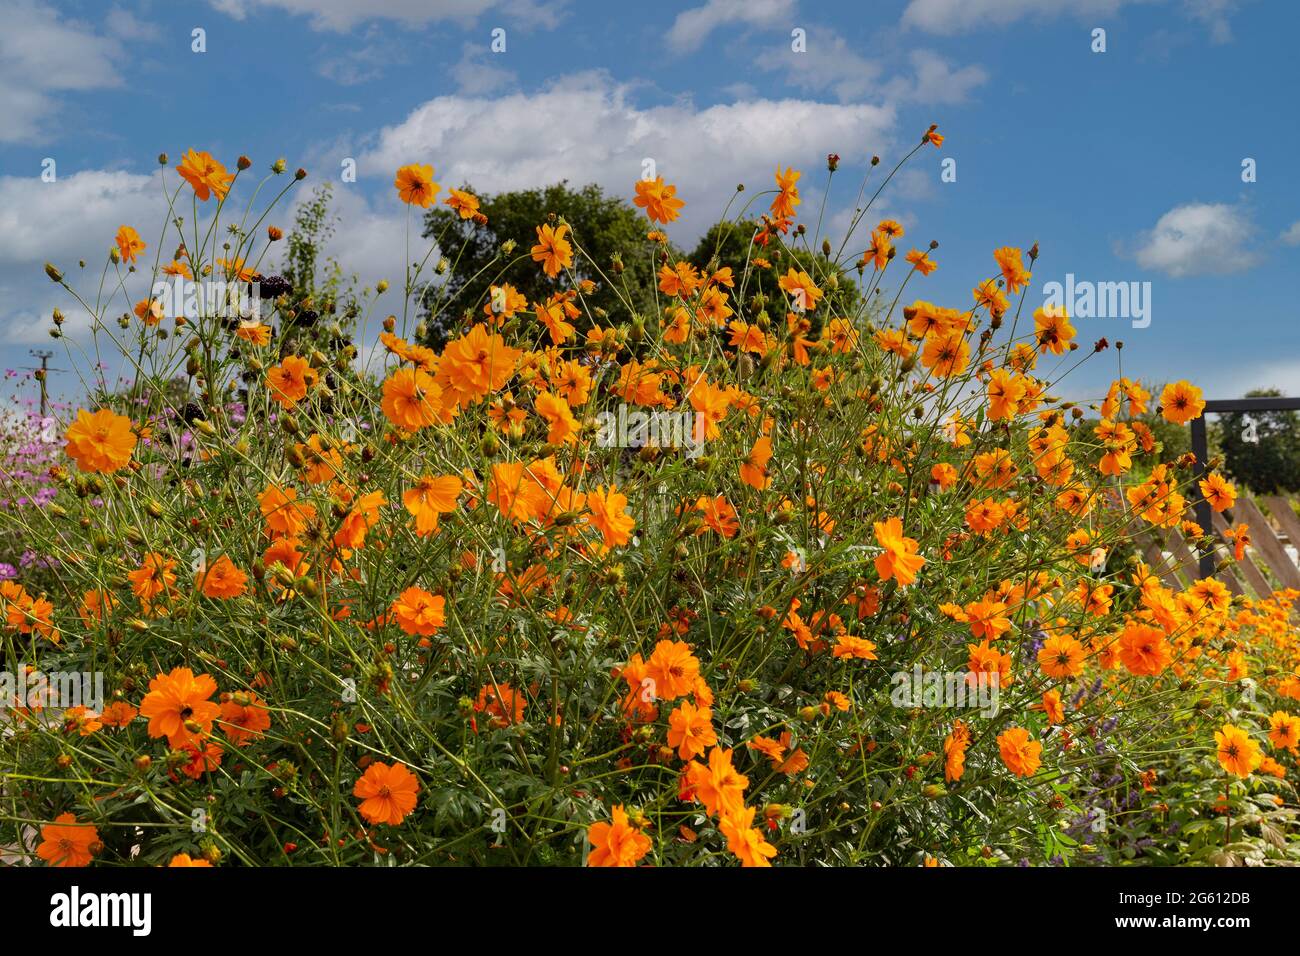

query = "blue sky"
[{"left": 1, "top": 0, "right": 1297, "bottom": 410}]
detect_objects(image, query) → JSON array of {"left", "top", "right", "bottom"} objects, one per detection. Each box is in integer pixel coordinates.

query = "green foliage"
[
  {"left": 1216, "top": 388, "right": 1300, "bottom": 494},
  {"left": 420, "top": 182, "right": 673, "bottom": 348},
  {"left": 281, "top": 183, "right": 357, "bottom": 310}
]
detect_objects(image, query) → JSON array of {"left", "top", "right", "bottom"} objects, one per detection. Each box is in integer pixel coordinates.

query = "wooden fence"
[{"left": 1134, "top": 396, "right": 1300, "bottom": 598}]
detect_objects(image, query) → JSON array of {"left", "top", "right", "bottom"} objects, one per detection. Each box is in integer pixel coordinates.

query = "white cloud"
[
  {"left": 105, "top": 4, "right": 162, "bottom": 41},
  {"left": 0, "top": 169, "right": 161, "bottom": 346},
  {"left": 1129, "top": 201, "right": 1259, "bottom": 277},
  {"left": 1280, "top": 221, "right": 1300, "bottom": 246},
  {"left": 761, "top": 25, "right": 883, "bottom": 101},
  {"left": 891, "top": 50, "right": 989, "bottom": 104},
  {"left": 208, "top": 0, "right": 566, "bottom": 32},
  {"left": 450, "top": 42, "right": 516, "bottom": 94},
  {"left": 901, "top": 0, "right": 1132, "bottom": 33},
  {"left": 667, "top": 0, "right": 795, "bottom": 54},
  {"left": 900, "top": 0, "right": 1234, "bottom": 39},
  {"left": 0, "top": 0, "right": 125, "bottom": 144},
  {"left": 317, "top": 29, "right": 408, "bottom": 86},
  {"left": 356, "top": 72, "right": 895, "bottom": 238},
  {"left": 756, "top": 30, "right": 985, "bottom": 106},
  {"left": 1183, "top": 0, "right": 1237, "bottom": 43},
  {"left": 0, "top": 170, "right": 158, "bottom": 267}
]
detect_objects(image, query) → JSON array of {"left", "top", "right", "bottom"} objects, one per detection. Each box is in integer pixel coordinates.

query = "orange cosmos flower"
[
  {"left": 967, "top": 639, "right": 1012, "bottom": 686},
  {"left": 997, "top": 727, "right": 1042, "bottom": 778},
  {"left": 1033, "top": 305, "right": 1076, "bottom": 355},
  {"left": 905, "top": 248, "right": 937, "bottom": 275},
  {"left": 134, "top": 297, "right": 164, "bottom": 325},
  {"left": 391, "top": 586, "right": 445, "bottom": 637},
  {"left": 645, "top": 639, "right": 701, "bottom": 701},
  {"left": 168, "top": 853, "right": 212, "bottom": 867},
  {"left": 1199, "top": 472, "right": 1236, "bottom": 512},
  {"left": 1039, "top": 689, "right": 1065, "bottom": 725},
  {"left": 259, "top": 483, "right": 316, "bottom": 537},
  {"left": 179, "top": 739, "right": 223, "bottom": 779},
  {"left": 944, "top": 721, "right": 969, "bottom": 782},
  {"left": 535, "top": 390, "right": 579, "bottom": 444},
  {"left": 771, "top": 166, "right": 801, "bottom": 220},
  {"left": 64, "top": 706, "right": 102, "bottom": 736},
  {"left": 584, "top": 484, "right": 635, "bottom": 547},
  {"left": 444, "top": 187, "right": 480, "bottom": 219},
  {"left": 403, "top": 474, "right": 462, "bottom": 536},
  {"left": 930, "top": 462, "right": 957, "bottom": 491},
  {"left": 115, "top": 225, "right": 145, "bottom": 263},
  {"left": 436, "top": 324, "right": 522, "bottom": 409},
  {"left": 1268, "top": 711, "right": 1300, "bottom": 754},
  {"left": 693, "top": 494, "right": 739, "bottom": 538},
  {"left": 100, "top": 700, "right": 138, "bottom": 729},
  {"left": 667, "top": 700, "right": 717, "bottom": 760},
  {"left": 633, "top": 176, "right": 685, "bottom": 224},
  {"left": 353, "top": 761, "right": 420, "bottom": 825},
  {"left": 236, "top": 321, "right": 271, "bottom": 346},
  {"left": 873, "top": 517, "right": 925, "bottom": 587},
  {"left": 218, "top": 692, "right": 271, "bottom": 746},
  {"left": 129, "top": 552, "right": 177, "bottom": 609},
  {"left": 382, "top": 367, "right": 444, "bottom": 431},
  {"left": 266, "top": 355, "right": 318, "bottom": 408},
  {"left": 333, "top": 489, "right": 387, "bottom": 551},
  {"left": 1215, "top": 723, "right": 1262, "bottom": 778},
  {"left": 78, "top": 588, "right": 115, "bottom": 627},
  {"left": 964, "top": 597, "right": 1011, "bottom": 640},
  {"left": 993, "top": 246, "right": 1031, "bottom": 294},
  {"left": 196, "top": 554, "right": 248, "bottom": 599},
  {"left": 778, "top": 268, "right": 823, "bottom": 312},
  {"left": 474, "top": 681, "right": 526, "bottom": 727},
  {"left": 986, "top": 368, "right": 1025, "bottom": 421},
  {"left": 739, "top": 435, "right": 773, "bottom": 490},
  {"left": 394, "top": 164, "right": 440, "bottom": 207},
  {"left": 832, "top": 634, "right": 878, "bottom": 661},
  {"left": 531, "top": 223, "right": 573, "bottom": 277},
  {"left": 176, "top": 149, "right": 235, "bottom": 201},
  {"left": 720, "top": 804, "right": 778, "bottom": 867},
  {"left": 64, "top": 408, "right": 136, "bottom": 473},
  {"left": 686, "top": 746, "right": 748, "bottom": 817},
  {"left": 1160, "top": 380, "right": 1205, "bottom": 425},
  {"left": 586, "top": 805, "right": 651, "bottom": 867},
  {"left": 1038, "top": 634, "right": 1085, "bottom": 679},
  {"left": 139, "top": 666, "right": 222, "bottom": 747},
  {"left": 920, "top": 330, "right": 970, "bottom": 378},
  {"left": 1119, "top": 622, "right": 1172, "bottom": 676},
  {"left": 36, "top": 814, "right": 100, "bottom": 867}
]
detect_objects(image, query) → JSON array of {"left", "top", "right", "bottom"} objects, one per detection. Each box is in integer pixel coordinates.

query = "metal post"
[{"left": 1189, "top": 414, "right": 1214, "bottom": 579}]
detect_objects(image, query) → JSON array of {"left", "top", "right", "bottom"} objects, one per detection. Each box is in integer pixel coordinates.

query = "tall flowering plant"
[{"left": 3, "top": 133, "right": 1298, "bottom": 869}]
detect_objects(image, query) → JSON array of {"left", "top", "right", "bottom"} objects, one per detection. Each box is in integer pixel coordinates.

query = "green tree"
[
  {"left": 1216, "top": 388, "right": 1300, "bottom": 494},
  {"left": 420, "top": 182, "right": 673, "bottom": 348},
  {"left": 280, "top": 182, "right": 357, "bottom": 310}
]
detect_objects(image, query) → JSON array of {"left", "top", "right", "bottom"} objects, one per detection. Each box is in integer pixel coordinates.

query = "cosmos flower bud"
[
  {"left": 237, "top": 155, "right": 252, "bottom": 170},
  {"left": 272, "top": 157, "right": 286, "bottom": 174},
  {"left": 267, "top": 225, "right": 283, "bottom": 241},
  {"left": 45, "top": 263, "right": 63, "bottom": 282}
]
